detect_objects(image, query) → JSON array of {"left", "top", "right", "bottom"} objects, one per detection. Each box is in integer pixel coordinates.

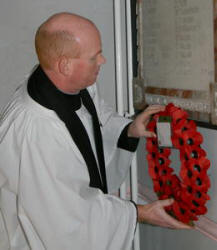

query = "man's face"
[{"left": 70, "top": 28, "right": 106, "bottom": 90}]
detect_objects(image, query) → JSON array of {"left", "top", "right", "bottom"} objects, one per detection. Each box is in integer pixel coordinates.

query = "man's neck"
[{"left": 42, "top": 66, "right": 80, "bottom": 94}]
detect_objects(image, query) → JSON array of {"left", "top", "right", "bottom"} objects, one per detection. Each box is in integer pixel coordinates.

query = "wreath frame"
[{"left": 146, "top": 103, "right": 211, "bottom": 224}]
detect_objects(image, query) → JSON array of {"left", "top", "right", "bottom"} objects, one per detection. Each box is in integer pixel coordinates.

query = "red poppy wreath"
[{"left": 146, "top": 103, "right": 211, "bottom": 224}]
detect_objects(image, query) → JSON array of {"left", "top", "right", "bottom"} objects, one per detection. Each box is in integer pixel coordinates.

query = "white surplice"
[{"left": 0, "top": 79, "right": 137, "bottom": 250}]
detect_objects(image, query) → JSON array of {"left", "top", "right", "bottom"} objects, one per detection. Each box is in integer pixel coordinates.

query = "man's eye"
[{"left": 90, "top": 57, "right": 96, "bottom": 61}]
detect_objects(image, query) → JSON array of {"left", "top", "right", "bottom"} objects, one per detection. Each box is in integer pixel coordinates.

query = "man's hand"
[
  {"left": 137, "top": 199, "right": 192, "bottom": 229},
  {"left": 127, "top": 105, "right": 165, "bottom": 138}
]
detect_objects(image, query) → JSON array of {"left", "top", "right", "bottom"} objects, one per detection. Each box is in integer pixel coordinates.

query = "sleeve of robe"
[
  {"left": 88, "top": 83, "right": 139, "bottom": 193},
  {"left": 17, "top": 111, "right": 137, "bottom": 250}
]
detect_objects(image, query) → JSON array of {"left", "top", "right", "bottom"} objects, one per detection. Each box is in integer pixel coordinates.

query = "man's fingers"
[
  {"left": 137, "top": 200, "right": 193, "bottom": 230},
  {"left": 164, "top": 213, "right": 192, "bottom": 229},
  {"left": 158, "top": 199, "right": 193, "bottom": 229},
  {"left": 127, "top": 105, "right": 165, "bottom": 138},
  {"left": 145, "top": 105, "right": 165, "bottom": 112},
  {"left": 140, "top": 105, "right": 165, "bottom": 118},
  {"left": 143, "top": 131, "right": 156, "bottom": 138},
  {"left": 145, "top": 105, "right": 165, "bottom": 110},
  {"left": 164, "top": 214, "right": 192, "bottom": 229},
  {"left": 159, "top": 198, "right": 174, "bottom": 207}
]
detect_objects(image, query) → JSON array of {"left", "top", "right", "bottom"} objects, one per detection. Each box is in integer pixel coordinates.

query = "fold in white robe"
[{"left": 0, "top": 80, "right": 137, "bottom": 250}]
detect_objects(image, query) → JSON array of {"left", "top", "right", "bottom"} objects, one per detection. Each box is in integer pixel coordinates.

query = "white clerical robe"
[{"left": 0, "top": 79, "right": 137, "bottom": 250}]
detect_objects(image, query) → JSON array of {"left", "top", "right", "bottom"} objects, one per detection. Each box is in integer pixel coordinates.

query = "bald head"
[{"left": 35, "top": 12, "right": 97, "bottom": 69}]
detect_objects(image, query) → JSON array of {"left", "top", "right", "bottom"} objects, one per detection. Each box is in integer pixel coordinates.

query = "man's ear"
[{"left": 58, "top": 56, "right": 72, "bottom": 76}]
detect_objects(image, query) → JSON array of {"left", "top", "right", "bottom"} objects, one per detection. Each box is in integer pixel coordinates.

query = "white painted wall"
[{"left": 0, "top": 0, "right": 121, "bottom": 111}]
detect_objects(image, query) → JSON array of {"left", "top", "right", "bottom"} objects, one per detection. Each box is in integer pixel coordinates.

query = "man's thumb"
[{"left": 160, "top": 198, "right": 174, "bottom": 207}]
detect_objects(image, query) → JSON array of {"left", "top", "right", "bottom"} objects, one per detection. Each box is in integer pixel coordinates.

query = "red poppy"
[
  {"left": 148, "top": 154, "right": 173, "bottom": 180},
  {"left": 172, "top": 119, "right": 196, "bottom": 135},
  {"left": 158, "top": 165, "right": 174, "bottom": 178},
  {"left": 180, "top": 186, "right": 210, "bottom": 207},
  {"left": 166, "top": 103, "right": 188, "bottom": 122},
  {"left": 148, "top": 160, "right": 159, "bottom": 179},
  {"left": 147, "top": 119, "right": 156, "bottom": 132},
  {"left": 163, "top": 175, "right": 181, "bottom": 200},
  {"left": 146, "top": 138, "right": 158, "bottom": 152},
  {"left": 172, "top": 201, "right": 195, "bottom": 223},
  {"left": 180, "top": 169, "right": 210, "bottom": 192},
  {"left": 182, "top": 196, "right": 208, "bottom": 216},
  {"left": 158, "top": 147, "right": 171, "bottom": 157},
  {"left": 172, "top": 109, "right": 188, "bottom": 123},
  {"left": 180, "top": 145, "right": 206, "bottom": 162},
  {"left": 155, "top": 154, "right": 171, "bottom": 168},
  {"left": 166, "top": 103, "right": 179, "bottom": 113},
  {"left": 153, "top": 179, "right": 164, "bottom": 194},
  {"left": 165, "top": 175, "right": 181, "bottom": 199},
  {"left": 157, "top": 110, "right": 169, "bottom": 117},
  {"left": 187, "top": 157, "right": 210, "bottom": 173},
  {"left": 147, "top": 152, "right": 158, "bottom": 164},
  {"left": 190, "top": 204, "right": 208, "bottom": 215},
  {"left": 172, "top": 130, "right": 203, "bottom": 150},
  {"left": 182, "top": 131, "right": 203, "bottom": 146},
  {"left": 156, "top": 174, "right": 181, "bottom": 199},
  {"left": 180, "top": 158, "right": 210, "bottom": 182}
]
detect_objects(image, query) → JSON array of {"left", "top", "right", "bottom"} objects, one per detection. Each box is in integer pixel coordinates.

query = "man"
[{"left": 0, "top": 12, "right": 190, "bottom": 250}]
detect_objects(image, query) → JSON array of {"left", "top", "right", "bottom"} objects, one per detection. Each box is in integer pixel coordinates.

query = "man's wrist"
[{"left": 117, "top": 123, "right": 139, "bottom": 152}]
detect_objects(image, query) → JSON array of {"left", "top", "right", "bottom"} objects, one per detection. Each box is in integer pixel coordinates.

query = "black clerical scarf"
[{"left": 27, "top": 65, "right": 108, "bottom": 193}]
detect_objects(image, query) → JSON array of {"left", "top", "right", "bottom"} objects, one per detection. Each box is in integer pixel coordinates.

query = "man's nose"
[{"left": 99, "top": 54, "right": 106, "bottom": 65}]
